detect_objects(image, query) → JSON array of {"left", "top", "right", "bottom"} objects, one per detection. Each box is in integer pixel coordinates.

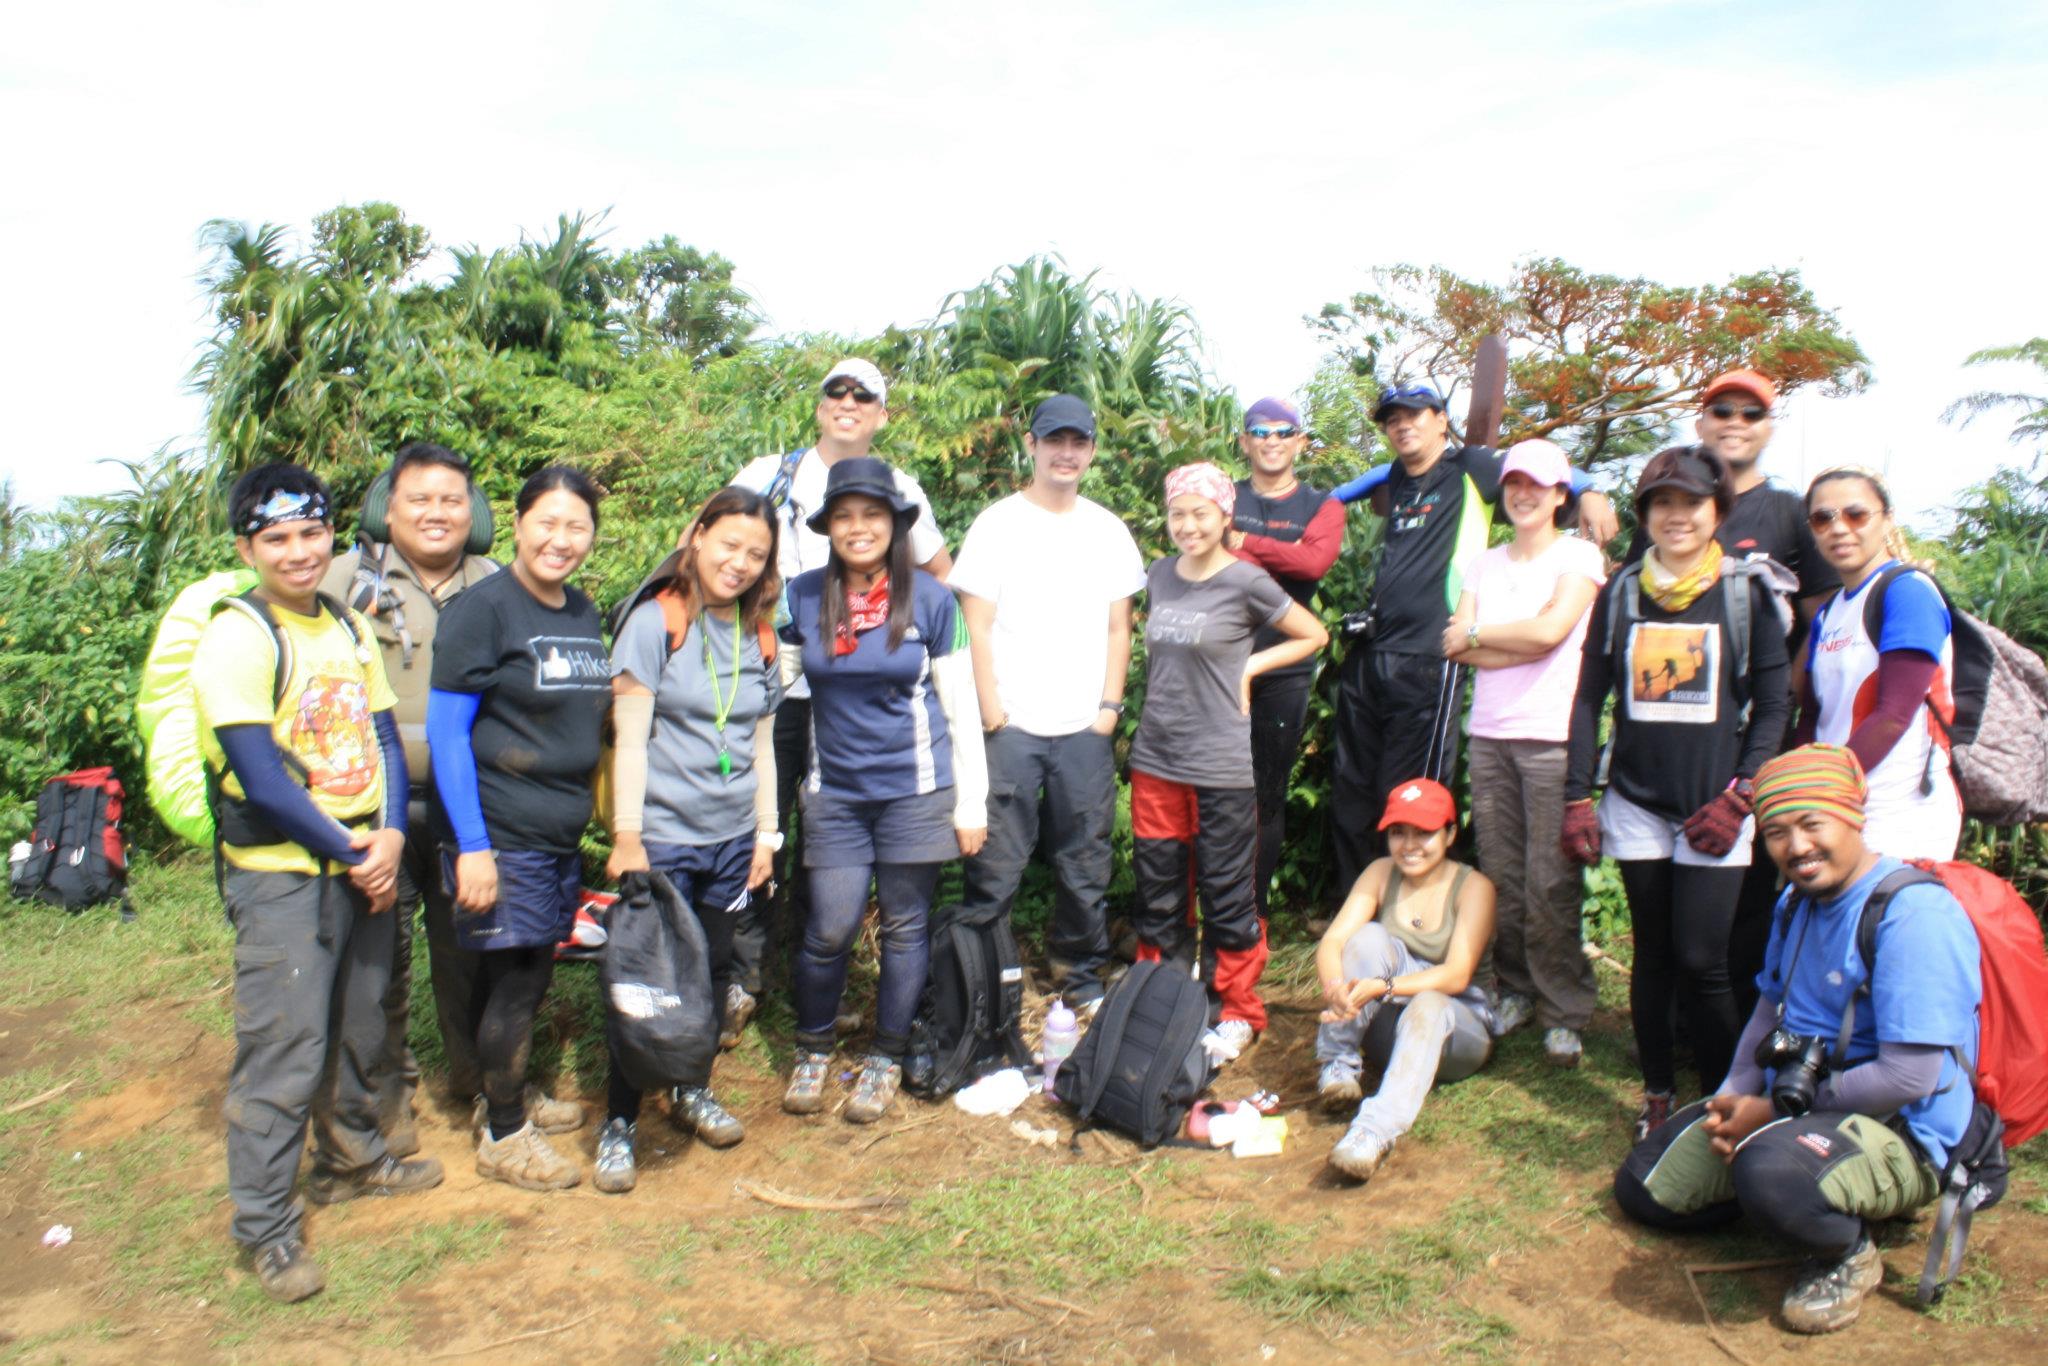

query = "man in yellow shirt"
[{"left": 193, "top": 464, "right": 443, "bottom": 1303}]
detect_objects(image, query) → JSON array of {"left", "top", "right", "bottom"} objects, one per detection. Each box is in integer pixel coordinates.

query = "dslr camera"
[{"left": 1755, "top": 1028, "right": 1832, "bottom": 1117}]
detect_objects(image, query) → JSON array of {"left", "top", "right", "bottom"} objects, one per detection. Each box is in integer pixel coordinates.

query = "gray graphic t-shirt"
[
  {"left": 613, "top": 598, "right": 782, "bottom": 847},
  {"left": 1128, "top": 558, "right": 1293, "bottom": 789}
]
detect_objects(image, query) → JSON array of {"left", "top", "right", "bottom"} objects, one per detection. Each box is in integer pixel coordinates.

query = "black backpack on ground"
[
  {"left": 9, "top": 768, "right": 130, "bottom": 915},
  {"left": 903, "top": 903, "right": 1033, "bottom": 1099},
  {"left": 601, "top": 871, "right": 719, "bottom": 1093},
  {"left": 1052, "top": 960, "right": 1218, "bottom": 1148}
]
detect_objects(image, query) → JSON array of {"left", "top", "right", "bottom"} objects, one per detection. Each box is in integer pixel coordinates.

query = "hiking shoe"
[
  {"left": 1491, "top": 992, "right": 1535, "bottom": 1037},
  {"left": 475, "top": 1120, "right": 581, "bottom": 1191},
  {"left": 672, "top": 1086, "right": 746, "bottom": 1148},
  {"left": 843, "top": 1054, "right": 903, "bottom": 1125},
  {"left": 305, "top": 1153, "right": 445, "bottom": 1206},
  {"left": 1204, "top": 1018, "right": 1256, "bottom": 1063},
  {"left": 471, "top": 1086, "right": 584, "bottom": 1137},
  {"left": 1782, "top": 1232, "right": 1883, "bottom": 1334},
  {"left": 720, "top": 985, "right": 756, "bottom": 1050},
  {"left": 1317, "top": 1060, "right": 1365, "bottom": 1112},
  {"left": 252, "top": 1237, "right": 325, "bottom": 1303},
  {"left": 1633, "top": 1089, "right": 1676, "bottom": 1142},
  {"left": 380, "top": 1108, "right": 421, "bottom": 1160},
  {"left": 593, "top": 1117, "right": 637, "bottom": 1194},
  {"left": 783, "top": 1049, "right": 833, "bottom": 1115},
  {"left": 1543, "top": 1028, "right": 1583, "bottom": 1069},
  {"left": 1329, "top": 1119, "right": 1393, "bottom": 1182}
]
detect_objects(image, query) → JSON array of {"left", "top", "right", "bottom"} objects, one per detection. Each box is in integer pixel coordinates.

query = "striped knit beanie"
[{"left": 1751, "top": 744, "right": 1868, "bottom": 830}]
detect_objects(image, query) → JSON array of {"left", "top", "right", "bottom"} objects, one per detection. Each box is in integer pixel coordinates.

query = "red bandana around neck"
[{"left": 833, "top": 573, "right": 891, "bottom": 656}]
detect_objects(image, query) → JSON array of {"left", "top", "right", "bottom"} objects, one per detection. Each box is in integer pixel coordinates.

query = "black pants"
[
  {"left": 1728, "top": 839, "right": 1782, "bottom": 1019},
  {"left": 1248, "top": 669, "right": 1313, "bottom": 918},
  {"left": 729, "top": 697, "right": 811, "bottom": 995},
  {"left": 1620, "top": 859, "right": 1745, "bottom": 1095},
  {"left": 390, "top": 798, "right": 483, "bottom": 1101},
  {"left": 1329, "top": 645, "right": 1467, "bottom": 897},
  {"left": 472, "top": 946, "right": 556, "bottom": 1137}
]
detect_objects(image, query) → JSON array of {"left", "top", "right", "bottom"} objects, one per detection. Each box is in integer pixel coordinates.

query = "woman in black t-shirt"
[
  {"left": 428, "top": 467, "right": 612, "bottom": 1193},
  {"left": 1561, "top": 448, "right": 1789, "bottom": 1140}
]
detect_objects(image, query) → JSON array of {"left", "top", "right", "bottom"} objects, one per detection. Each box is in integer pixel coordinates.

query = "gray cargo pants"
[
  {"left": 221, "top": 866, "right": 394, "bottom": 1251},
  {"left": 1466, "top": 737, "right": 1596, "bottom": 1031}
]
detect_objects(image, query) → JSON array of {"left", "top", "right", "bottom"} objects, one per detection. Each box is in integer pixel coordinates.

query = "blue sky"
[{"left": 4, "top": 0, "right": 2044, "bottom": 526}]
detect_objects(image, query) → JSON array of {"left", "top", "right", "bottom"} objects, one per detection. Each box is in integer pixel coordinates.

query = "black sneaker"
[
  {"left": 252, "top": 1238, "right": 325, "bottom": 1303},
  {"left": 306, "top": 1154, "right": 446, "bottom": 1205}
]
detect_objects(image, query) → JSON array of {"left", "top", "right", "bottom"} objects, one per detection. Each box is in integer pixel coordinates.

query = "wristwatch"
[
  {"left": 1464, "top": 623, "right": 1481, "bottom": 650},
  {"left": 755, "top": 830, "right": 785, "bottom": 852},
  {"left": 1100, "top": 700, "right": 1126, "bottom": 716}
]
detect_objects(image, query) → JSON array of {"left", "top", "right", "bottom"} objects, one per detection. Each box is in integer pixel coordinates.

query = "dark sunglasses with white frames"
[{"left": 823, "top": 381, "right": 880, "bottom": 404}]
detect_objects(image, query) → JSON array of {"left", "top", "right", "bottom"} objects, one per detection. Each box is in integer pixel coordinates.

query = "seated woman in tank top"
[{"left": 1314, "top": 778, "right": 1498, "bottom": 1184}]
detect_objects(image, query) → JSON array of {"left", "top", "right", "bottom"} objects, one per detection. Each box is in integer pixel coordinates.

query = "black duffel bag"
[{"left": 600, "top": 870, "right": 718, "bottom": 1093}]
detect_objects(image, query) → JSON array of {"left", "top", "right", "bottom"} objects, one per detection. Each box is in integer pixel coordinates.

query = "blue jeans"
[{"left": 794, "top": 861, "right": 939, "bottom": 1061}]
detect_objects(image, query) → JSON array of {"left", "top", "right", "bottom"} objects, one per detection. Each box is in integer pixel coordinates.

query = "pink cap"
[{"left": 1500, "top": 439, "right": 1573, "bottom": 488}]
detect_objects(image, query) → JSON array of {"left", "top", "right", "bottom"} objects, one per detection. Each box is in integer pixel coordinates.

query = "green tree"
[{"left": 1944, "top": 337, "right": 2048, "bottom": 449}]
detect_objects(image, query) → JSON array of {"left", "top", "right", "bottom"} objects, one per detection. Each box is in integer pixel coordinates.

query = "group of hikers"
[{"left": 185, "top": 356, "right": 1990, "bottom": 1338}]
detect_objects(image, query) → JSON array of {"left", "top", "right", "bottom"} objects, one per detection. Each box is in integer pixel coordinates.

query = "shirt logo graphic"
[
  {"left": 527, "top": 635, "right": 612, "bottom": 691},
  {"left": 1624, "top": 623, "right": 1720, "bottom": 725},
  {"left": 1796, "top": 1133, "right": 1834, "bottom": 1157}
]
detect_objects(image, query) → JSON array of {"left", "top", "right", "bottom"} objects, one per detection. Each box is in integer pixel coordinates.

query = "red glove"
[
  {"left": 1682, "top": 780, "right": 1755, "bottom": 858},
  {"left": 1560, "top": 799, "right": 1602, "bottom": 866}
]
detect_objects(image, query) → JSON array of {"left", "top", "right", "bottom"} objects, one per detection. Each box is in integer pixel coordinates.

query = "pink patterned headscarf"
[{"left": 1164, "top": 462, "right": 1236, "bottom": 519}]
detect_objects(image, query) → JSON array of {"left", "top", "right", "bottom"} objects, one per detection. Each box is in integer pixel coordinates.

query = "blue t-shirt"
[
  {"left": 1759, "top": 857, "right": 1981, "bottom": 1166},
  {"left": 1804, "top": 559, "right": 1951, "bottom": 669},
  {"left": 781, "top": 569, "right": 963, "bottom": 802}
]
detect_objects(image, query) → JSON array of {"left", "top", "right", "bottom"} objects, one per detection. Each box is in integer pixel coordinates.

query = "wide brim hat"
[{"left": 804, "top": 455, "right": 917, "bottom": 534}]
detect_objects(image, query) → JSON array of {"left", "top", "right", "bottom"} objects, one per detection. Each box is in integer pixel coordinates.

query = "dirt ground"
[{"left": 3, "top": 967, "right": 2046, "bottom": 1366}]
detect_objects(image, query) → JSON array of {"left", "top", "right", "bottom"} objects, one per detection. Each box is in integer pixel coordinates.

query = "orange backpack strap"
[
  {"left": 654, "top": 585, "right": 692, "bottom": 656},
  {"left": 756, "top": 618, "right": 778, "bottom": 666}
]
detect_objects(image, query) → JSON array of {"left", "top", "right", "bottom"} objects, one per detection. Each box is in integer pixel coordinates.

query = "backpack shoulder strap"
[
  {"left": 1840, "top": 865, "right": 1946, "bottom": 1063},
  {"left": 755, "top": 617, "right": 779, "bottom": 667},
  {"left": 316, "top": 591, "right": 370, "bottom": 659},
  {"left": 1859, "top": 562, "right": 1916, "bottom": 643},
  {"left": 1076, "top": 964, "right": 1148, "bottom": 1120},
  {"left": 763, "top": 445, "right": 808, "bottom": 511},
  {"left": 654, "top": 585, "right": 693, "bottom": 658},
  {"left": 1602, "top": 563, "right": 1645, "bottom": 659},
  {"left": 223, "top": 591, "right": 292, "bottom": 711},
  {"left": 1722, "top": 566, "right": 1752, "bottom": 680}
]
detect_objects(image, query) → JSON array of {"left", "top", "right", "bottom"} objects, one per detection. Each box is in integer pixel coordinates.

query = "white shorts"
[{"left": 1598, "top": 787, "right": 1753, "bottom": 868}]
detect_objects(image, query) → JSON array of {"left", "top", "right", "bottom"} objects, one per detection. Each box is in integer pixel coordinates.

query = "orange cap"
[{"left": 1701, "top": 369, "right": 1777, "bottom": 409}]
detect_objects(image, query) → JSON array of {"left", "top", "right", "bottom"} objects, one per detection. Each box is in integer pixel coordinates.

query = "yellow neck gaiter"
[{"left": 1642, "top": 539, "right": 1724, "bottom": 613}]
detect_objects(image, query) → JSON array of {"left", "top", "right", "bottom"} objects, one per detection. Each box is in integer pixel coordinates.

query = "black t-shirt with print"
[
  {"left": 1370, "top": 445, "right": 1503, "bottom": 654},
  {"left": 431, "top": 569, "right": 613, "bottom": 853}
]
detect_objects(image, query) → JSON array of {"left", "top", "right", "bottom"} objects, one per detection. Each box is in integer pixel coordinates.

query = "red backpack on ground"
[{"left": 8, "top": 767, "right": 130, "bottom": 914}]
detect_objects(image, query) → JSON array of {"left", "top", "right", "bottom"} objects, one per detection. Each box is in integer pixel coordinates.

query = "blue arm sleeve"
[
  {"left": 1569, "top": 468, "right": 1593, "bottom": 495},
  {"left": 1331, "top": 463, "right": 1392, "bottom": 504},
  {"left": 427, "top": 689, "right": 491, "bottom": 853},
  {"left": 213, "top": 725, "right": 365, "bottom": 865},
  {"left": 375, "top": 710, "right": 407, "bottom": 835}
]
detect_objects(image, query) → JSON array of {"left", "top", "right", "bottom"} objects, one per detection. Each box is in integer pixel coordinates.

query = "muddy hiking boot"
[
  {"left": 843, "top": 1055, "right": 903, "bottom": 1125},
  {"left": 671, "top": 1086, "right": 745, "bottom": 1147},
  {"left": 305, "top": 1154, "right": 445, "bottom": 1206},
  {"left": 1781, "top": 1232, "right": 1884, "bottom": 1334},
  {"left": 380, "top": 1108, "right": 421, "bottom": 1160},
  {"left": 1329, "top": 1118, "right": 1394, "bottom": 1183},
  {"left": 720, "top": 985, "right": 756, "bottom": 1050},
  {"left": 1543, "top": 1028, "right": 1583, "bottom": 1069},
  {"left": 471, "top": 1086, "right": 584, "bottom": 1137},
  {"left": 1317, "top": 1060, "right": 1364, "bottom": 1113},
  {"left": 783, "top": 1050, "right": 833, "bottom": 1115},
  {"left": 1490, "top": 992, "right": 1535, "bottom": 1037},
  {"left": 252, "top": 1237, "right": 325, "bottom": 1304},
  {"left": 476, "top": 1121, "right": 581, "bottom": 1191},
  {"left": 593, "top": 1118, "right": 637, "bottom": 1195}
]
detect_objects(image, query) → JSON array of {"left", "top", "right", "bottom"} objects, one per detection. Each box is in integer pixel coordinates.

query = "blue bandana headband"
[{"left": 237, "top": 488, "right": 331, "bottom": 536}]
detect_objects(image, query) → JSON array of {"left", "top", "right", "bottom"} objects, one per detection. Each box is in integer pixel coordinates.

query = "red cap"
[
  {"left": 1378, "top": 778, "right": 1457, "bottom": 832},
  {"left": 1700, "top": 369, "right": 1777, "bottom": 409}
]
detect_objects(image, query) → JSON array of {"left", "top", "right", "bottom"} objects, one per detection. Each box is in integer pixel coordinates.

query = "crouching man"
[{"left": 1613, "top": 743, "right": 1980, "bottom": 1334}]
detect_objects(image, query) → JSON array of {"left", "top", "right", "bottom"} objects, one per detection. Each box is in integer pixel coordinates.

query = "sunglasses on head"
[
  {"left": 1808, "top": 504, "right": 1878, "bottom": 532},
  {"left": 823, "top": 382, "right": 879, "bottom": 404},
  {"left": 1708, "top": 401, "right": 1770, "bottom": 423},
  {"left": 1246, "top": 424, "right": 1301, "bottom": 440}
]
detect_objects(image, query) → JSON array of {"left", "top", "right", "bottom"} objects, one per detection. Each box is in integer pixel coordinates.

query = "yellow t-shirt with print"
[{"left": 192, "top": 599, "right": 398, "bottom": 875}]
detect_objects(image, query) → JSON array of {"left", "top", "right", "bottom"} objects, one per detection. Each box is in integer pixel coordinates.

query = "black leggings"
[
  {"left": 1620, "top": 859, "right": 1745, "bottom": 1096},
  {"left": 472, "top": 945, "right": 556, "bottom": 1138}
]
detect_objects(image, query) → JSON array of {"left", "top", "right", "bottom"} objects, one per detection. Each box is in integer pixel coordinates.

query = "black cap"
[
  {"left": 805, "top": 456, "right": 918, "bottom": 534},
  {"left": 1633, "top": 445, "right": 1733, "bottom": 518},
  {"left": 1371, "top": 384, "right": 1446, "bottom": 423},
  {"left": 1029, "top": 394, "right": 1095, "bottom": 440}
]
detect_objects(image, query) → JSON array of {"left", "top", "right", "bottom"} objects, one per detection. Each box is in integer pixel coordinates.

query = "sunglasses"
[
  {"left": 1707, "top": 401, "right": 1770, "bottom": 423},
  {"left": 1246, "top": 424, "right": 1302, "bottom": 440},
  {"left": 823, "top": 382, "right": 879, "bottom": 404},
  {"left": 1807, "top": 504, "right": 1878, "bottom": 532}
]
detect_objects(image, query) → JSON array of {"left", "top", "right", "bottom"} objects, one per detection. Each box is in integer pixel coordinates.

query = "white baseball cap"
[{"left": 820, "top": 358, "right": 888, "bottom": 405}]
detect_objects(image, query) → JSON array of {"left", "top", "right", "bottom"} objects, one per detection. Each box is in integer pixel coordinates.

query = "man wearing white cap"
[{"left": 729, "top": 359, "right": 954, "bottom": 1030}]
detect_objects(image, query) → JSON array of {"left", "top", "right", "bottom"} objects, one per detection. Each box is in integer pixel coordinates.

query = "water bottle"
[{"left": 1040, "top": 999, "right": 1080, "bottom": 1094}]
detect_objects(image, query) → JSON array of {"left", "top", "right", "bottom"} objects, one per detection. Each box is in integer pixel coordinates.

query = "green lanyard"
[{"left": 703, "top": 609, "right": 744, "bottom": 777}]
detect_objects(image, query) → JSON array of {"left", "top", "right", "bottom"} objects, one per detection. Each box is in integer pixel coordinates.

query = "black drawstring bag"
[{"left": 600, "top": 870, "right": 718, "bottom": 1093}]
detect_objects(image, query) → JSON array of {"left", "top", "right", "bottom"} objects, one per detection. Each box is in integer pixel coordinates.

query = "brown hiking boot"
[
  {"left": 471, "top": 1086, "right": 584, "bottom": 1137},
  {"left": 306, "top": 1154, "right": 445, "bottom": 1206},
  {"left": 251, "top": 1238, "right": 325, "bottom": 1304},
  {"left": 1782, "top": 1233, "right": 1884, "bottom": 1333},
  {"left": 475, "top": 1121, "right": 581, "bottom": 1191}
]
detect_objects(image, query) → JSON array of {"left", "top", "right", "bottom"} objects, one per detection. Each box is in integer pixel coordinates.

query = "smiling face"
[
  {"left": 815, "top": 383, "right": 887, "bottom": 453},
  {"left": 827, "top": 493, "right": 895, "bottom": 577},
  {"left": 1385, "top": 821, "right": 1453, "bottom": 879},
  {"left": 1027, "top": 429, "right": 1096, "bottom": 491},
  {"left": 689, "top": 510, "right": 775, "bottom": 607},
  {"left": 1238, "top": 422, "right": 1307, "bottom": 482},
  {"left": 1645, "top": 489, "right": 1719, "bottom": 562},
  {"left": 387, "top": 462, "right": 473, "bottom": 572},
  {"left": 1807, "top": 474, "right": 1892, "bottom": 580},
  {"left": 513, "top": 488, "right": 596, "bottom": 591},
  {"left": 237, "top": 518, "right": 335, "bottom": 613},
  {"left": 1166, "top": 491, "right": 1227, "bottom": 558},
  {"left": 1382, "top": 405, "right": 1449, "bottom": 462},
  {"left": 1696, "top": 396, "right": 1774, "bottom": 472},
  {"left": 1761, "top": 807, "right": 1869, "bottom": 898},
  {"left": 1501, "top": 471, "right": 1567, "bottom": 533}
]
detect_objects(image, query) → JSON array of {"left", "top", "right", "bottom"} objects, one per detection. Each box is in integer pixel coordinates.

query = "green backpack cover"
[{"left": 135, "top": 569, "right": 258, "bottom": 845}]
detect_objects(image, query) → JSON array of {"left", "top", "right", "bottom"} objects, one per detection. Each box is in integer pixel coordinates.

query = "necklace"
[{"left": 702, "top": 609, "right": 744, "bottom": 778}]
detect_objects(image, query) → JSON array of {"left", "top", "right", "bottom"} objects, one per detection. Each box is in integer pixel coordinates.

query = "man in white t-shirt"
[
  {"left": 728, "top": 358, "right": 954, "bottom": 1026},
  {"left": 950, "top": 394, "right": 1144, "bottom": 1010}
]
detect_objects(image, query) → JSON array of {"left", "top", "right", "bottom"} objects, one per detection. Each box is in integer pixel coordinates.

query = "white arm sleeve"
[
  {"left": 932, "top": 648, "right": 987, "bottom": 828},
  {"left": 751, "top": 713, "right": 778, "bottom": 833},
  {"left": 609, "top": 691, "right": 655, "bottom": 835}
]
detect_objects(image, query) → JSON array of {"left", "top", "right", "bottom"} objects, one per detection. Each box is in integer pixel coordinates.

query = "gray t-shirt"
[
  {"left": 1129, "top": 558, "right": 1294, "bottom": 789},
  {"left": 612, "top": 599, "right": 783, "bottom": 847}
]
